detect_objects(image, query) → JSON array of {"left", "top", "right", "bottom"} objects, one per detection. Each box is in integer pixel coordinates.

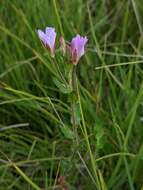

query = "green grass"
[{"left": 0, "top": 0, "right": 143, "bottom": 189}]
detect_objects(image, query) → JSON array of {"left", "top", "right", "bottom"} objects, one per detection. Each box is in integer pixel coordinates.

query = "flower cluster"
[{"left": 37, "top": 27, "right": 88, "bottom": 65}]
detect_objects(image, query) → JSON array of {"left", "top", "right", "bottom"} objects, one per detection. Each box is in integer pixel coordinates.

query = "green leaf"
[
  {"left": 53, "top": 77, "right": 72, "bottom": 94},
  {"left": 95, "top": 125, "right": 105, "bottom": 149},
  {"left": 60, "top": 125, "right": 75, "bottom": 140},
  {"left": 71, "top": 103, "right": 81, "bottom": 125}
]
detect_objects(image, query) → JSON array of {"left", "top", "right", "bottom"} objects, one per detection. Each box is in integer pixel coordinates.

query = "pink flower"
[
  {"left": 70, "top": 34, "right": 88, "bottom": 65},
  {"left": 37, "top": 27, "right": 56, "bottom": 57}
]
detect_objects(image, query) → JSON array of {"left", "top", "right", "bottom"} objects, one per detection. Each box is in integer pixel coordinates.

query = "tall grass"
[{"left": 0, "top": 0, "right": 143, "bottom": 189}]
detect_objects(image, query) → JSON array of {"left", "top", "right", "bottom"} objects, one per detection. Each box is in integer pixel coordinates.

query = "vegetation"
[{"left": 0, "top": 0, "right": 143, "bottom": 189}]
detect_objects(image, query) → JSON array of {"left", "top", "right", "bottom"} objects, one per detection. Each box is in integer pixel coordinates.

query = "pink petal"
[
  {"left": 70, "top": 34, "right": 88, "bottom": 64},
  {"left": 45, "top": 27, "right": 56, "bottom": 50},
  {"left": 37, "top": 29, "right": 48, "bottom": 45}
]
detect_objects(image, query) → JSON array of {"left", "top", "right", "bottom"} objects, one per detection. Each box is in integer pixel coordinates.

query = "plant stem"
[
  {"left": 72, "top": 66, "right": 77, "bottom": 93},
  {"left": 71, "top": 66, "right": 78, "bottom": 144}
]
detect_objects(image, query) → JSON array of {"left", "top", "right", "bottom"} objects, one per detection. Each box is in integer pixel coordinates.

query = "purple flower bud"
[
  {"left": 59, "top": 36, "right": 66, "bottom": 55},
  {"left": 70, "top": 34, "right": 88, "bottom": 65},
  {"left": 37, "top": 27, "right": 56, "bottom": 57}
]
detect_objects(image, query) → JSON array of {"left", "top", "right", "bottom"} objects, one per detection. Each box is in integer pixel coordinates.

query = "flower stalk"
[{"left": 70, "top": 65, "right": 79, "bottom": 144}]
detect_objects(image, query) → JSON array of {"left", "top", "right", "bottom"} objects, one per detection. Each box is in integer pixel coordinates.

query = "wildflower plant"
[{"left": 37, "top": 26, "right": 88, "bottom": 141}]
